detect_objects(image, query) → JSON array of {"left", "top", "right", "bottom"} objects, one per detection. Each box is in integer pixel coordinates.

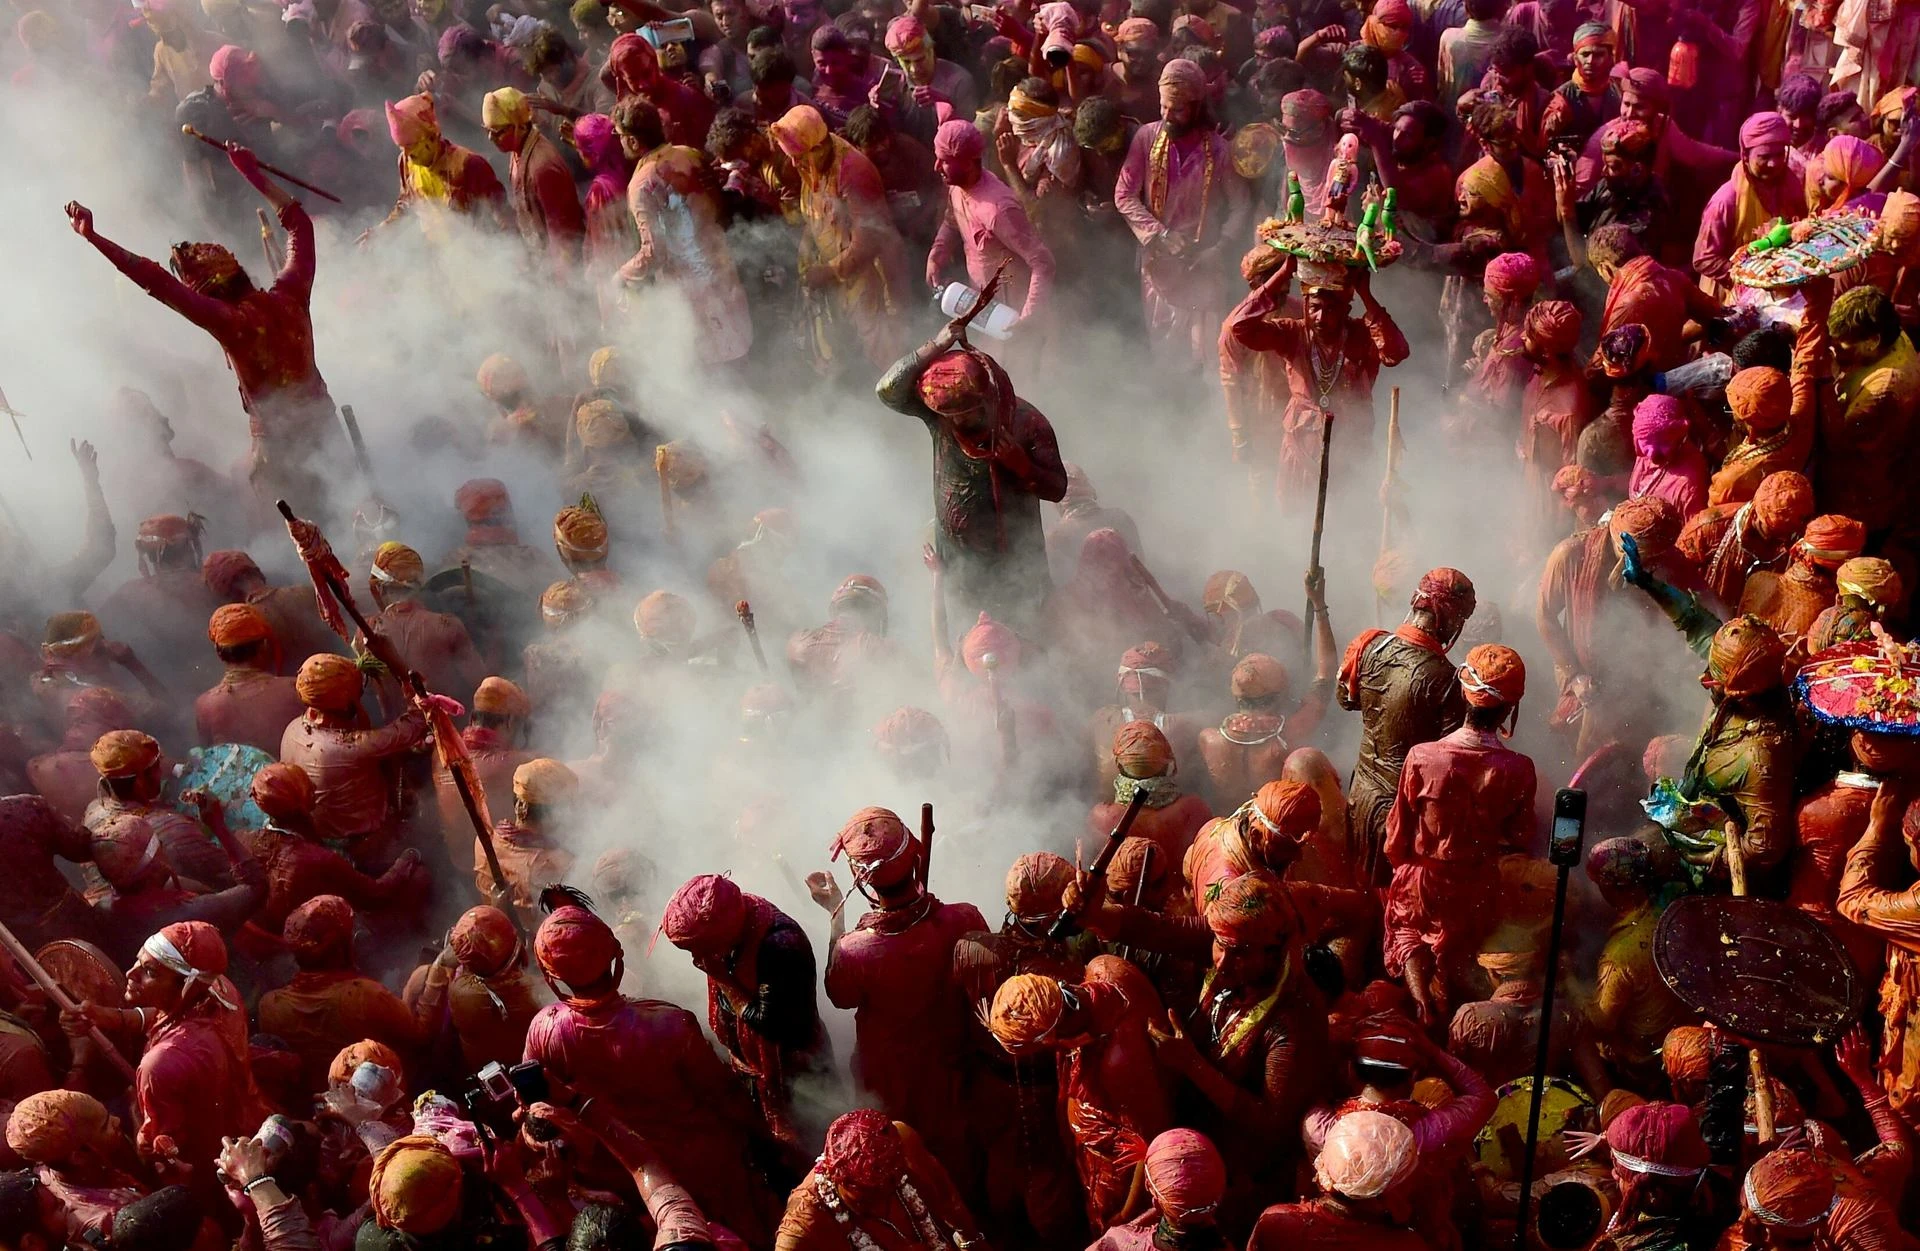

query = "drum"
[
  {"left": 171, "top": 742, "right": 275, "bottom": 834},
  {"left": 1474, "top": 1076, "right": 1596, "bottom": 1182},
  {"left": 1653, "top": 894, "right": 1865, "bottom": 1046}
]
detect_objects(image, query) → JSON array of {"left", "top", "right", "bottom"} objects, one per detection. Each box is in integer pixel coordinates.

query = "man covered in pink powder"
[{"left": 926, "top": 119, "right": 1057, "bottom": 351}]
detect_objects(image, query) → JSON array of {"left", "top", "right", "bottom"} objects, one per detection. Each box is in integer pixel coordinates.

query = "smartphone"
[
  {"left": 1549, "top": 788, "right": 1587, "bottom": 867},
  {"left": 508, "top": 1060, "right": 550, "bottom": 1105}
]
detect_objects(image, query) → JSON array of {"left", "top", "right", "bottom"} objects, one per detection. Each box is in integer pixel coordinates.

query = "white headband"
[{"left": 140, "top": 932, "right": 239, "bottom": 1011}]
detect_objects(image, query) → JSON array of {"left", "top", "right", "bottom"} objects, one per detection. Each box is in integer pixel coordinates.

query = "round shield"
[
  {"left": 170, "top": 742, "right": 274, "bottom": 834},
  {"left": 1795, "top": 638, "right": 1920, "bottom": 737},
  {"left": 1653, "top": 895, "right": 1865, "bottom": 1046},
  {"left": 1473, "top": 1076, "right": 1595, "bottom": 1181},
  {"left": 34, "top": 939, "right": 124, "bottom": 1008}
]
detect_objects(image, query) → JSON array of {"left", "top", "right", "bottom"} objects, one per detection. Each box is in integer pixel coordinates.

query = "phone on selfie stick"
[{"left": 1514, "top": 788, "right": 1586, "bottom": 1250}]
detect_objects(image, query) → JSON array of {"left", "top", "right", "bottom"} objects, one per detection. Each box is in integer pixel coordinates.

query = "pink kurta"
[
  {"left": 1114, "top": 123, "right": 1250, "bottom": 369},
  {"left": 929, "top": 169, "right": 1057, "bottom": 324}
]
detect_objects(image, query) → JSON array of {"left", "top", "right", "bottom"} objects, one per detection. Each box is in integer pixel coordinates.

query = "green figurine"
[
  {"left": 1356, "top": 198, "right": 1381, "bottom": 271},
  {"left": 1381, "top": 186, "right": 1399, "bottom": 240},
  {"left": 1285, "top": 171, "right": 1305, "bottom": 223},
  {"left": 1749, "top": 217, "right": 1794, "bottom": 254}
]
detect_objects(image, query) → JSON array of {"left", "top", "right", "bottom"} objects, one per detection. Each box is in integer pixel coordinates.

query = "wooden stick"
[
  {"left": 181, "top": 126, "right": 343, "bottom": 203},
  {"left": 1302, "top": 407, "right": 1336, "bottom": 645},
  {"left": 1376, "top": 387, "right": 1401, "bottom": 626},
  {"left": 735, "top": 600, "right": 769, "bottom": 674},
  {"left": 1723, "top": 819, "right": 1775, "bottom": 1144},
  {"left": 256, "top": 207, "right": 282, "bottom": 271},
  {"left": 0, "top": 922, "right": 138, "bottom": 1083}
]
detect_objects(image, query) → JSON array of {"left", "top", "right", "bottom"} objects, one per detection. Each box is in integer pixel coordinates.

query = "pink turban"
[
  {"left": 660, "top": 874, "right": 749, "bottom": 952},
  {"left": 1526, "top": 300, "right": 1581, "bottom": 355},
  {"left": 1631, "top": 394, "right": 1689, "bottom": 460},
  {"left": 209, "top": 44, "right": 262, "bottom": 95},
  {"left": 1144, "top": 1129, "right": 1227, "bottom": 1219},
  {"left": 1159, "top": 57, "right": 1206, "bottom": 110},
  {"left": 884, "top": 14, "right": 926, "bottom": 53},
  {"left": 1116, "top": 16, "right": 1159, "bottom": 42},
  {"left": 1483, "top": 251, "right": 1540, "bottom": 300},
  {"left": 934, "top": 118, "right": 985, "bottom": 160},
  {"left": 1281, "top": 87, "right": 1333, "bottom": 129},
  {"left": 1738, "top": 110, "right": 1791, "bottom": 153},
  {"left": 386, "top": 93, "right": 438, "bottom": 148}
]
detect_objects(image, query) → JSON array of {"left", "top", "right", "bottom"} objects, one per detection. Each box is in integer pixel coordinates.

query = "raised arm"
[
  {"left": 65, "top": 202, "right": 236, "bottom": 335},
  {"left": 51, "top": 439, "right": 116, "bottom": 603},
  {"left": 1227, "top": 252, "right": 1298, "bottom": 352}
]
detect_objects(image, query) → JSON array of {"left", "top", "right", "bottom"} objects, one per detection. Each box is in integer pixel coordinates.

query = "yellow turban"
[
  {"left": 6, "top": 1089, "right": 112, "bottom": 1166},
  {"left": 369, "top": 1135, "right": 464, "bottom": 1234},
  {"left": 296, "top": 654, "right": 365, "bottom": 711},
  {"left": 372, "top": 541, "right": 425, "bottom": 587},
  {"left": 90, "top": 729, "right": 160, "bottom": 779},
  {"left": 513, "top": 758, "right": 578, "bottom": 806},
  {"left": 587, "top": 346, "right": 622, "bottom": 388},
  {"left": 481, "top": 86, "right": 532, "bottom": 129},
  {"left": 575, "top": 400, "right": 630, "bottom": 449}
]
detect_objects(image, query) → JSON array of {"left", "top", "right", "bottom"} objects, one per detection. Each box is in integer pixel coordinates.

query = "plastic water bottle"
[{"left": 936, "top": 283, "right": 1018, "bottom": 340}]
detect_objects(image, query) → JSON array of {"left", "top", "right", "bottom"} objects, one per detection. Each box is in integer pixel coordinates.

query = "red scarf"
[{"left": 1338, "top": 623, "right": 1450, "bottom": 706}]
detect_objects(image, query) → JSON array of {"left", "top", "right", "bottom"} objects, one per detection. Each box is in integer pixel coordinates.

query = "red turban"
[
  {"left": 1250, "top": 779, "right": 1321, "bottom": 838},
  {"left": 385, "top": 92, "right": 439, "bottom": 148},
  {"left": 1483, "top": 252, "right": 1541, "bottom": 300},
  {"left": 1609, "top": 496, "right": 1681, "bottom": 562},
  {"left": 1460, "top": 643, "right": 1526, "bottom": 707},
  {"left": 208, "top": 603, "right": 272, "bottom": 648},
  {"left": 1411, "top": 567, "right": 1475, "bottom": 618},
  {"left": 476, "top": 354, "right": 528, "bottom": 403},
  {"left": 661, "top": 874, "right": 749, "bottom": 952},
  {"left": 140, "top": 921, "right": 234, "bottom": 1010},
  {"left": 1163, "top": 58, "right": 1210, "bottom": 111},
  {"left": 1707, "top": 615, "right": 1787, "bottom": 697},
  {"left": 1144, "top": 1129, "right": 1226, "bottom": 1219},
  {"left": 329, "top": 1039, "right": 404, "bottom": 1086},
  {"left": 1751, "top": 471, "right": 1815, "bottom": 538},
  {"left": 1727, "top": 367, "right": 1790, "bottom": 433},
  {"left": 535, "top": 906, "right": 623, "bottom": 990},
  {"left": 1525, "top": 300, "right": 1582, "bottom": 356},
  {"left": 822, "top": 1109, "right": 905, "bottom": 1189},
  {"left": 831, "top": 574, "right": 888, "bottom": 615},
  {"left": 873, "top": 706, "right": 948, "bottom": 758},
  {"left": 91, "top": 729, "right": 159, "bottom": 778},
  {"left": 831, "top": 807, "right": 917, "bottom": 887},
  {"left": 285, "top": 895, "right": 354, "bottom": 958},
  {"left": 202, "top": 549, "right": 262, "bottom": 598},
  {"left": 1005, "top": 852, "right": 1073, "bottom": 920},
  {"left": 917, "top": 350, "right": 994, "bottom": 416},
  {"left": 1231, "top": 653, "right": 1289, "bottom": 700},
  {"left": 1744, "top": 1148, "right": 1836, "bottom": 1227},
  {"left": 961, "top": 612, "right": 1021, "bottom": 678},
  {"left": 1607, "top": 1102, "right": 1709, "bottom": 1175},
  {"left": 1116, "top": 15, "right": 1159, "bottom": 42},
  {"left": 1798, "top": 514, "right": 1866, "bottom": 568},
  {"left": 448, "top": 906, "right": 518, "bottom": 975},
  {"left": 1204, "top": 872, "right": 1293, "bottom": 946},
  {"left": 1114, "top": 720, "right": 1175, "bottom": 778},
  {"left": 1738, "top": 110, "right": 1791, "bottom": 152},
  {"left": 1622, "top": 67, "right": 1671, "bottom": 108},
  {"left": 1353, "top": 1012, "right": 1423, "bottom": 1071},
  {"left": 251, "top": 762, "right": 315, "bottom": 821},
  {"left": 455, "top": 478, "right": 512, "bottom": 524},
  {"left": 1119, "top": 641, "right": 1177, "bottom": 683}
]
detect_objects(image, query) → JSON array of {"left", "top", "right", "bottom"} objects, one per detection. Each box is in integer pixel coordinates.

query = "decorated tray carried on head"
[
  {"left": 1258, "top": 150, "right": 1404, "bottom": 276},
  {"left": 1729, "top": 210, "right": 1881, "bottom": 289}
]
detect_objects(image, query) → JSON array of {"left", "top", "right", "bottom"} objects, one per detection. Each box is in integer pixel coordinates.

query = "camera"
[
  {"left": 461, "top": 1060, "right": 549, "bottom": 1138},
  {"left": 1549, "top": 788, "right": 1587, "bottom": 867}
]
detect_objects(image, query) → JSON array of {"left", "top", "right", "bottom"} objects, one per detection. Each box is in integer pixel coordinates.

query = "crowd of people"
[{"left": 7, "top": 0, "right": 1920, "bottom": 1246}]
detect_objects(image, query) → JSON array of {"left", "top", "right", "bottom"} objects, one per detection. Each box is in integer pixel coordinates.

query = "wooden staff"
[
  {"left": 256, "top": 208, "right": 282, "bottom": 271},
  {"left": 654, "top": 446, "right": 677, "bottom": 540},
  {"left": 982, "top": 652, "right": 1016, "bottom": 769},
  {"left": 919, "top": 803, "right": 935, "bottom": 889},
  {"left": 1048, "top": 787, "right": 1150, "bottom": 939},
  {"left": 1302, "top": 406, "right": 1336, "bottom": 644},
  {"left": 339, "top": 405, "right": 374, "bottom": 479},
  {"left": 181, "top": 125, "right": 343, "bottom": 203},
  {"left": 735, "top": 600, "right": 769, "bottom": 674},
  {"left": 1721, "top": 819, "right": 1775, "bottom": 1143},
  {"left": 0, "top": 922, "right": 138, "bottom": 1083},
  {"left": 1129, "top": 555, "right": 1210, "bottom": 645},
  {"left": 1375, "top": 387, "right": 1401, "bottom": 626},
  {"left": 0, "top": 384, "right": 31, "bottom": 460}
]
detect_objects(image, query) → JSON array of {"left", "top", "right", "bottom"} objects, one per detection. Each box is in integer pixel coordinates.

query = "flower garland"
[{"left": 813, "top": 1170, "right": 955, "bottom": 1251}]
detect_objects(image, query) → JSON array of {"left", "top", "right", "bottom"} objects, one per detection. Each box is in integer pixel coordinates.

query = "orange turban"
[
  {"left": 1113, "top": 720, "right": 1175, "bottom": 778},
  {"left": 1744, "top": 1148, "right": 1836, "bottom": 1228},
  {"left": 1203, "top": 570, "right": 1260, "bottom": 615},
  {"left": 1727, "top": 367, "right": 1790, "bottom": 433},
  {"left": 987, "top": 973, "right": 1066, "bottom": 1051},
  {"left": 90, "top": 729, "right": 160, "bottom": 778},
  {"left": 1231, "top": 653, "right": 1289, "bottom": 700},
  {"left": 1411, "top": 567, "right": 1476, "bottom": 618},
  {"left": 1006, "top": 852, "right": 1074, "bottom": 920},
  {"left": 329, "top": 1039, "right": 404, "bottom": 1087},
  {"left": 575, "top": 400, "right": 629, "bottom": 449},
  {"left": 1249, "top": 779, "right": 1321, "bottom": 839},
  {"left": 553, "top": 504, "right": 609, "bottom": 561},
  {"left": 540, "top": 579, "right": 594, "bottom": 626},
  {"left": 448, "top": 906, "right": 519, "bottom": 975},
  {"left": 654, "top": 441, "right": 709, "bottom": 490},
  {"left": 472, "top": 676, "right": 531, "bottom": 718},
  {"left": 42, "top": 611, "right": 101, "bottom": 657},
  {"left": 1459, "top": 643, "right": 1525, "bottom": 708},
  {"left": 1662, "top": 1025, "right": 1713, "bottom": 1085},
  {"left": 1204, "top": 871, "right": 1293, "bottom": 946},
  {"left": 296, "top": 654, "right": 363, "bottom": 711},
  {"left": 475, "top": 353, "right": 527, "bottom": 403},
  {"left": 1609, "top": 496, "right": 1681, "bottom": 562},
  {"left": 1707, "top": 616, "right": 1787, "bottom": 698},
  {"left": 454, "top": 479, "right": 512, "bottom": 524},
  {"left": 1106, "top": 835, "right": 1171, "bottom": 901},
  {"left": 512, "top": 759, "right": 577, "bottom": 806},
  {"left": 769, "top": 104, "right": 829, "bottom": 157},
  {"left": 208, "top": 602, "right": 272, "bottom": 648},
  {"left": 369, "top": 1136, "right": 464, "bottom": 1234},
  {"left": 371, "top": 542, "right": 425, "bottom": 587},
  {"left": 1752, "top": 471, "right": 1815, "bottom": 538},
  {"left": 1799, "top": 514, "right": 1867, "bottom": 568},
  {"left": 634, "top": 590, "right": 696, "bottom": 643},
  {"left": 6, "top": 1089, "right": 111, "bottom": 1165},
  {"left": 251, "top": 762, "right": 316, "bottom": 821},
  {"left": 961, "top": 612, "right": 1020, "bottom": 677}
]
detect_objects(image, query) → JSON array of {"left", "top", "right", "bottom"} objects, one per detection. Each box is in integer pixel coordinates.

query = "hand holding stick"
[
  {"left": 180, "top": 126, "right": 343, "bottom": 202},
  {"left": 0, "top": 922, "right": 137, "bottom": 1083}
]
